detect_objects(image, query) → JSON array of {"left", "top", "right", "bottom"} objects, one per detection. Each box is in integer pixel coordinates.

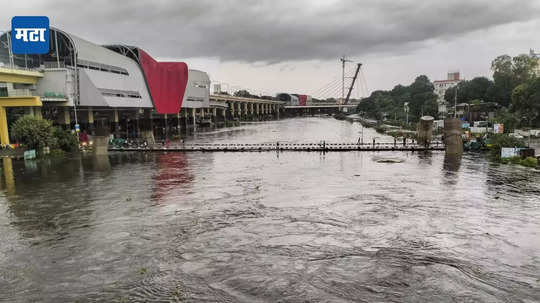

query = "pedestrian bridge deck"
[{"left": 110, "top": 142, "right": 445, "bottom": 152}]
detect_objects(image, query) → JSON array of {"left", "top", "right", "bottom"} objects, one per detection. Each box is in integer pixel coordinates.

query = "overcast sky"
[{"left": 2, "top": 0, "right": 540, "bottom": 98}]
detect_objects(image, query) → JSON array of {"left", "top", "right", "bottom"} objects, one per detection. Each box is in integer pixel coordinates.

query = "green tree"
[
  {"left": 234, "top": 90, "right": 258, "bottom": 98},
  {"left": 444, "top": 77, "right": 495, "bottom": 105},
  {"left": 52, "top": 127, "right": 79, "bottom": 152},
  {"left": 407, "top": 75, "right": 438, "bottom": 121},
  {"left": 511, "top": 77, "right": 540, "bottom": 127},
  {"left": 512, "top": 54, "right": 538, "bottom": 84},
  {"left": 490, "top": 54, "right": 538, "bottom": 107},
  {"left": 11, "top": 115, "right": 54, "bottom": 150}
]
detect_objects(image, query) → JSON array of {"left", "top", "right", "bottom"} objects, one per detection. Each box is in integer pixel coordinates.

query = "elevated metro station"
[
  {"left": 0, "top": 27, "right": 285, "bottom": 145},
  {"left": 0, "top": 27, "right": 199, "bottom": 143}
]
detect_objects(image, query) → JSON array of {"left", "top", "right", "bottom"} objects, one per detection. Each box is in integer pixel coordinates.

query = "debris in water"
[{"left": 373, "top": 156, "right": 405, "bottom": 163}]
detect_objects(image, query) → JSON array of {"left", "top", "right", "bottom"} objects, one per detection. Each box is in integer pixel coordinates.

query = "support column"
[
  {"left": 136, "top": 110, "right": 140, "bottom": 137},
  {"left": 183, "top": 109, "right": 188, "bottom": 133},
  {"left": 63, "top": 107, "right": 71, "bottom": 128},
  {"left": 192, "top": 108, "right": 196, "bottom": 132},
  {"left": 0, "top": 107, "right": 9, "bottom": 145},
  {"left": 24, "top": 107, "right": 34, "bottom": 116},
  {"left": 142, "top": 109, "right": 155, "bottom": 144},
  {"left": 88, "top": 107, "right": 95, "bottom": 134},
  {"left": 34, "top": 106, "right": 42, "bottom": 118},
  {"left": 113, "top": 108, "right": 119, "bottom": 138},
  {"left": 177, "top": 112, "right": 181, "bottom": 138},
  {"left": 164, "top": 113, "right": 168, "bottom": 139},
  {"left": 212, "top": 107, "right": 217, "bottom": 125}
]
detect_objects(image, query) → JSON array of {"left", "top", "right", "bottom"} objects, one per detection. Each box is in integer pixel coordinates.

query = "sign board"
[
  {"left": 74, "top": 123, "right": 80, "bottom": 132},
  {"left": 501, "top": 147, "right": 521, "bottom": 159},
  {"left": 462, "top": 122, "right": 470, "bottom": 129},
  {"left": 24, "top": 149, "right": 36, "bottom": 160},
  {"left": 11, "top": 16, "right": 50, "bottom": 54},
  {"left": 493, "top": 123, "right": 504, "bottom": 134}
]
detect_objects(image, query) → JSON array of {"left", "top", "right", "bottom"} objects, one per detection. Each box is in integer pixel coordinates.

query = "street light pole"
[{"left": 454, "top": 85, "right": 458, "bottom": 119}]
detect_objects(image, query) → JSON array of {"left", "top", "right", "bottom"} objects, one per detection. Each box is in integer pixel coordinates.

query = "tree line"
[{"left": 357, "top": 53, "right": 539, "bottom": 129}]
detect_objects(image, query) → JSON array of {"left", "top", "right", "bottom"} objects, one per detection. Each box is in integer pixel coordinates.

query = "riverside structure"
[{"left": 0, "top": 27, "right": 357, "bottom": 145}]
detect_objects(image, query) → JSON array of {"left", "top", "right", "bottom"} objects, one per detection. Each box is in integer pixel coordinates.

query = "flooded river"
[{"left": 1, "top": 117, "right": 539, "bottom": 302}]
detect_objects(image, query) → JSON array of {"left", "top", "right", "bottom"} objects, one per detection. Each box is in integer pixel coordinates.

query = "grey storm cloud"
[{"left": 3, "top": 0, "right": 540, "bottom": 62}]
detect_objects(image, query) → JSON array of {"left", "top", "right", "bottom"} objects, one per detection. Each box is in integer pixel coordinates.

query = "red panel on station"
[
  {"left": 138, "top": 49, "right": 188, "bottom": 114},
  {"left": 298, "top": 95, "right": 307, "bottom": 106}
]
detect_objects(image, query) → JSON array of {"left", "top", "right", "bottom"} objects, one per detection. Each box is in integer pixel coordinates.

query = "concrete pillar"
[
  {"left": 88, "top": 107, "right": 95, "bottom": 134},
  {"left": 34, "top": 106, "right": 42, "bottom": 118},
  {"left": 444, "top": 118, "right": 463, "bottom": 155},
  {"left": 183, "top": 109, "right": 188, "bottom": 132},
  {"left": 24, "top": 107, "right": 34, "bottom": 116},
  {"left": 417, "top": 116, "right": 434, "bottom": 147},
  {"left": 176, "top": 112, "right": 181, "bottom": 137},
  {"left": 63, "top": 107, "right": 71, "bottom": 127},
  {"left": 93, "top": 135, "right": 109, "bottom": 156},
  {"left": 2, "top": 157, "right": 14, "bottom": 195},
  {"left": 113, "top": 108, "right": 119, "bottom": 137},
  {"left": 0, "top": 107, "right": 9, "bottom": 145},
  {"left": 164, "top": 113, "right": 168, "bottom": 139},
  {"left": 142, "top": 109, "right": 155, "bottom": 144},
  {"left": 192, "top": 108, "right": 196, "bottom": 132}
]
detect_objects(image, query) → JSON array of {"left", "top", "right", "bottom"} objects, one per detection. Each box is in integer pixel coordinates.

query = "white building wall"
[
  {"left": 182, "top": 70, "right": 210, "bottom": 109},
  {"left": 69, "top": 35, "right": 153, "bottom": 108}
]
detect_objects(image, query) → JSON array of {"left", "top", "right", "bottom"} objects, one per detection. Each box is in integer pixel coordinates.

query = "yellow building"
[{"left": 0, "top": 66, "right": 43, "bottom": 145}]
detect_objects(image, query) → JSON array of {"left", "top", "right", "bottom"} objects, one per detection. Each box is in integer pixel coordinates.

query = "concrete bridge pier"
[
  {"left": 191, "top": 108, "right": 197, "bottom": 133},
  {"left": 112, "top": 109, "right": 120, "bottom": 138},
  {"left": 444, "top": 118, "right": 463, "bottom": 155},
  {"left": 141, "top": 109, "right": 155, "bottom": 144},
  {"left": 88, "top": 107, "right": 95, "bottom": 135}
]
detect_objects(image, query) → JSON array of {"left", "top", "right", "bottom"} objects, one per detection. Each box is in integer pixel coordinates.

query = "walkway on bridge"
[{"left": 110, "top": 141, "right": 445, "bottom": 152}]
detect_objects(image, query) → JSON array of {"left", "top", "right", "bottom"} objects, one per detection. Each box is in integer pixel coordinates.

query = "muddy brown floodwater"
[{"left": 1, "top": 117, "right": 539, "bottom": 302}]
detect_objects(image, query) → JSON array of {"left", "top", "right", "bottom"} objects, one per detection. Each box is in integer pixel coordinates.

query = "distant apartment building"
[
  {"left": 530, "top": 49, "right": 540, "bottom": 75},
  {"left": 433, "top": 71, "right": 461, "bottom": 117}
]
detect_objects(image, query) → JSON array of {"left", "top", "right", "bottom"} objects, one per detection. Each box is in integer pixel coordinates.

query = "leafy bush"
[
  {"left": 52, "top": 127, "right": 79, "bottom": 152},
  {"left": 520, "top": 157, "right": 538, "bottom": 168},
  {"left": 488, "top": 134, "right": 526, "bottom": 160},
  {"left": 11, "top": 115, "right": 54, "bottom": 150}
]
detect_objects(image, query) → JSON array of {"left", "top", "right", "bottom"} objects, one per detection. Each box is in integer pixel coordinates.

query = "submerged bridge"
[{"left": 110, "top": 141, "right": 444, "bottom": 153}]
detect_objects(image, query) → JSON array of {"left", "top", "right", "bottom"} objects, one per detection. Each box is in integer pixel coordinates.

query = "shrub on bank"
[
  {"left": 520, "top": 157, "right": 538, "bottom": 168},
  {"left": 52, "top": 127, "right": 79, "bottom": 152},
  {"left": 11, "top": 115, "right": 54, "bottom": 151},
  {"left": 11, "top": 115, "right": 79, "bottom": 155},
  {"left": 488, "top": 134, "right": 526, "bottom": 160},
  {"left": 500, "top": 156, "right": 521, "bottom": 164}
]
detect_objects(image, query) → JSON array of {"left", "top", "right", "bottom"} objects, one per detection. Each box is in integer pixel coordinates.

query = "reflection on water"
[{"left": 0, "top": 117, "right": 539, "bottom": 302}]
